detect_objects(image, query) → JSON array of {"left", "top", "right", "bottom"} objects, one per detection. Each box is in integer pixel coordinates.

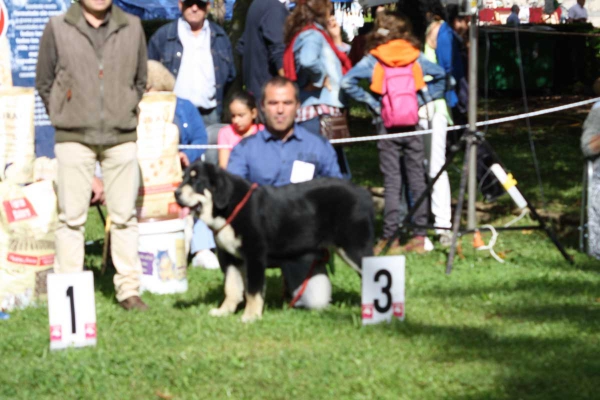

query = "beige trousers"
[{"left": 55, "top": 142, "right": 141, "bottom": 302}]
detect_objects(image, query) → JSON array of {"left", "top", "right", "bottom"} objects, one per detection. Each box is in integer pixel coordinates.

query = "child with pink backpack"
[{"left": 341, "top": 11, "right": 446, "bottom": 254}]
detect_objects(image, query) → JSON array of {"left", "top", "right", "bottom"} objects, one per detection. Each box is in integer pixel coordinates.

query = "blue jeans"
[{"left": 199, "top": 107, "right": 221, "bottom": 128}]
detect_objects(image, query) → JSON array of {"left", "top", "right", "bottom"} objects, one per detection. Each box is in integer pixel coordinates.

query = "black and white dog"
[{"left": 175, "top": 162, "right": 374, "bottom": 322}]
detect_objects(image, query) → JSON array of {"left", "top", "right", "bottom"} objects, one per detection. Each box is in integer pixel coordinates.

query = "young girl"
[
  {"left": 341, "top": 11, "right": 446, "bottom": 254},
  {"left": 217, "top": 92, "right": 263, "bottom": 168}
]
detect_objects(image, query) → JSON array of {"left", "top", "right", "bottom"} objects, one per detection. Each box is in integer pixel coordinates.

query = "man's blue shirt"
[{"left": 227, "top": 124, "right": 342, "bottom": 186}]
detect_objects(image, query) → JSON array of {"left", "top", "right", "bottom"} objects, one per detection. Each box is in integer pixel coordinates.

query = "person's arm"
[
  {"left": 147, "top": 29, "right": 162, "bottom": 61},
  {"left": 218, "top": 148, "right": 232, "bottom": 168},
  {"left": 261, "top": 6, "right": 288, "bottom": 73},
  {"left": 226, "top": 142, "right": 249, "bottom": 179},
  {"left": 217, "top": 126, "right": 232, "bottom": 168},
  {"left": 224, "top": 36, "right": 236, "bottom": 84},
  {"left": 582, "top": 107, "right": 600, "bottom": 157},
  {"left": 178, "top": 100, "right": 207, "bottom": 163},
  {"left": 296, "top": 31, "right": 327, "bottom": 87},
  {"left": 35, "top": 21, "right": 57, "bottom": 112},
  {"left": 134, "top": 22, "right": 148, "bottom": 100},
  {"left": 435, "top": 27, "right": 454, "bottom": 76},
  {"left": 340, "top": 55, "right": 381, "bottom": 115},
  {"left": 235, "top": 32, "right": 245, "bottom": 56},
  {"left": 317, "top": 142, "right": 343, "bottom": 179}
]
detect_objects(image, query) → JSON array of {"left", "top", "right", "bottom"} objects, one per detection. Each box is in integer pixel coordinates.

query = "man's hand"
[
  {"left": 179, "top": 151, "right": 190, "bottom": 168},
  {"left": 589, "top": 134, "right": 600, "bottom": 154},
  {"left": 327, "top": 16, "right": 343, "bottom": 46},
  {"left": 91, "top": 176, "right": 105, "bottom": 205}
]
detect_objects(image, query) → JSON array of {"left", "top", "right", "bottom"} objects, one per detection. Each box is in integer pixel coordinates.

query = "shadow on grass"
[
  {"left": 173, "top": 274, "right": 287, "bottom": 310},
  {"left": 392, "top": 321, "right": 597, "bottom": 400}
]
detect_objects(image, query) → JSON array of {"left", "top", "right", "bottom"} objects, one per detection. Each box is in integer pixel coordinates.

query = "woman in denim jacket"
[
  {"left": 283, "top": 0, "right": 353, "bottom": 178},
  {"left": 341, "top": 11, "right": 446, "bottom": 254}
]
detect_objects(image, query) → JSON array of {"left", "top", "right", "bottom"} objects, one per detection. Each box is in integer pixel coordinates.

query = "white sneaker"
[{"left": 192, "top": 249, "right": 220, "bottom": 270}]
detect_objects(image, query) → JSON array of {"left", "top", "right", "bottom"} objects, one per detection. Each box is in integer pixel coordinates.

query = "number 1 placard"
[
  {"left": 362, "top": 256, "right": 405, "bottom": 325},
  {"left": 47, "top": 271, "right": 97, "bottom": 350}
]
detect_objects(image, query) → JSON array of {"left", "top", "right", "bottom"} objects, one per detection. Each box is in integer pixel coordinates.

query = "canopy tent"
[{"left": 113, "top": 0, "right": 181, "bottom": 20}]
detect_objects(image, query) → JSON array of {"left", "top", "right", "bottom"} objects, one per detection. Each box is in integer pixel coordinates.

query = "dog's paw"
[
  {"left": 209, "top": 307, "right": 233, "bottom": 317},
  {"left": 240, "top": 311, "right": 262, "bottom": 323}
]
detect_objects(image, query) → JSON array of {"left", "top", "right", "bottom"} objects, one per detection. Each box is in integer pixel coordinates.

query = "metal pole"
[{"left": 467, "top": 10, "right": 479, "bottom": 230}]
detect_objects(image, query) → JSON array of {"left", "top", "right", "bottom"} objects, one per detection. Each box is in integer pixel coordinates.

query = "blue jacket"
[
  {"left": 174, "top": 98, "right": 207, "bottom": 163},
  {"left": 340, "top": 53, "right": 446, "bottom": 116},
  {"left": 435, "top": 22, "right": 465, "bottom": 108},
  {"left": 236, "top": 0, "right": 289, "bottom": 99},
  {"left": 293, "top": 26, "right": 345, "bottom": 109},
  {"left": 148, "top": 20, "right": 236, "bottom": 117},
  {"left": 227, "top": 124, "right": 342, "bottom": 186}
]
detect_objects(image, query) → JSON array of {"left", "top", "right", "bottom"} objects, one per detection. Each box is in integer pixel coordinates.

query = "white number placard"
[
  {"left": 47, "top": 271, "right": 97, "bottom": 350},
  {"left": 361, "top": 255, "right": 405, "bottom": 325}
]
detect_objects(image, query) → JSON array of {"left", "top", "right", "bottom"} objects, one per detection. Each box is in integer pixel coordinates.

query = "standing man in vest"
[
  {"left": 148, "top": 0, "right": 236, "bottom": 127},
  {"left": 36, "top": 0, "right": 148, "bottom": 311}
]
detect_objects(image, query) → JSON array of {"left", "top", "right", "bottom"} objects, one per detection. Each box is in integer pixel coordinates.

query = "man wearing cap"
[
  {"left": 36, "top": 0, "right": 148, "bottom": 310},
  {"left": 148, "top": 0, "right": 235, "bottom": 126}
]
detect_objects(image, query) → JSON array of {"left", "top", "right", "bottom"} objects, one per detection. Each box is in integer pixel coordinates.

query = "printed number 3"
[
  {"left": 66, "top": 286, "right": 76, "bottom": 334},
  {"left": 374, "top": 270, "right": 392, "bottom": 313}
]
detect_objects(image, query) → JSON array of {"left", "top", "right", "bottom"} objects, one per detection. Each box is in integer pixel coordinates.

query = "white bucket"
[{"left": 138, "top": 218, "right": 188, "bottom": 294}]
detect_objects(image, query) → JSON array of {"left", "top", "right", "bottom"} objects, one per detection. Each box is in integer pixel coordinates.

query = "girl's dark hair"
[
  {"left": 284, "top": 0, "right": 332, "bottom": 45},
  {"left": 229, "top": 91, "right": 257, "bottom": 111},
  {"left": 422, "top": 0, "right": 447, "bottom": 21},
  {"left": 365, "top": 11, "right": 420, "bottom": 52}
]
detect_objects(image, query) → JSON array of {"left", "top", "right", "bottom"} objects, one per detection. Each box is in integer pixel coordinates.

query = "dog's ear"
[{"left": 206, "top": 164, "right": 233, "bottom": 210}]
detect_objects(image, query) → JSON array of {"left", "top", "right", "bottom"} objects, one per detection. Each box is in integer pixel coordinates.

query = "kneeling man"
[{"left": 226, "top": 76, "right": 342, "bottom": 309}]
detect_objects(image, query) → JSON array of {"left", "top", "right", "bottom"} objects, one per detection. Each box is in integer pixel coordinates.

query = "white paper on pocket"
[{"left": 290, "top": 160, "right": 315, "bottom": 183}]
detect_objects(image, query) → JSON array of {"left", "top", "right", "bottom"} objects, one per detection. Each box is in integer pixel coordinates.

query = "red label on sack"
[
  {"left": 393, "top": 302, "right": 404, "bottom": 318},
  {"left": 138, "top": 182, "right": 181, "bottom": 196},
  {"left": 7, "top": 253, "right": 38, "bottom": 266},
  {"left": 362, "top": 304, "right": 374, "bottom": 319},
  {"left": 0, "top": 1, "right": 8, "bottom": 38},
  {"left": 39, "top": 255, "right": 55, "bottom": 266},
  {"left": 3, "top": 198, "right": 38, "bottom": 223},
  {"left": 7, "top": 253, "right": 54, "bottom": 267}
]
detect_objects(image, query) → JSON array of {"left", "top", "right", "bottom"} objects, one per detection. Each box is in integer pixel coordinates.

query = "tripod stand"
[{"left": 381, "top": 128, "right": 574, "bottom": 274}]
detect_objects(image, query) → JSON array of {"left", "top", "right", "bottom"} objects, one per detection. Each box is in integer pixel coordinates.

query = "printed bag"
[{"left": 380, "top": 63, "right": 419, "bottom": 128}]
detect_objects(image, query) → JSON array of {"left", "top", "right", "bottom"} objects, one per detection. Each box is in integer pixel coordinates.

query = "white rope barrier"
[{"left": 177, "top": 97, "right": 600, "bottom": 150}]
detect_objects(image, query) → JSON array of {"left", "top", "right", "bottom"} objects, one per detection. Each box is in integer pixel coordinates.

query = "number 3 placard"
[
  {"left": 361, "top": 255, "right": 405, "bottom": 325},
  {"left": 47, "top": 271, "right": 97, "bottom": 350}
]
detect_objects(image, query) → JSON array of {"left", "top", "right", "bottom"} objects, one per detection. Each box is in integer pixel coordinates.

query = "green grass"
[{"left": 1, "top": 98, "right": 599, "bottom": 399}]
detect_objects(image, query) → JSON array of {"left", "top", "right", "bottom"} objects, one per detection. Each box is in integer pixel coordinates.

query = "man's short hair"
[
  {"left": 261, "top": 76, "right": 300, "bottom": 104},
  {"left": 511, "top": 4, "right": 519, "bottom": 13}
]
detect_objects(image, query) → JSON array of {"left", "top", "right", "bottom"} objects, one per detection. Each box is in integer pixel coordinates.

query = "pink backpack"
[{"left": 380, "top": 63, "right": 419, "bottom": 128}]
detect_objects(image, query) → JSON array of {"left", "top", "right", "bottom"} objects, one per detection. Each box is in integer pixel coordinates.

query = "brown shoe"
[
  {"left": 374, "top": 238, "right": 401, "bottom": 255},
  {"left": 402, "top": 236, "right": 427, "bottom": 254},
  {"left": 119, "top": 296, "right": 148, "bottom": 311}
]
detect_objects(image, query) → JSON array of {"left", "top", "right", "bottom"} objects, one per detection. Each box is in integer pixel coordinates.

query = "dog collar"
[{"left": 215, "top": 183, "right": 259, "bottom": 235}]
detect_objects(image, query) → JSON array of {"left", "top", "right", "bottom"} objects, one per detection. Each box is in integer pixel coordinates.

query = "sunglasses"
[{"left": 182, "top": 0, "right": 208, "bottom": 7}]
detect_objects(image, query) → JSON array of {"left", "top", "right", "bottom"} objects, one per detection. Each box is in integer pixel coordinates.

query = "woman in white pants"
[{"left": 420, "top": 16, "right": 454, "bottom": 243}]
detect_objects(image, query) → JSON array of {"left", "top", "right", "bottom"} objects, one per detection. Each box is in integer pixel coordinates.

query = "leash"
[
  {"left": 215, "top": 183, "right": 259, "bottom": 235},
  {"left": 288, "top": 250, "right": 330, "bottom": 308}
]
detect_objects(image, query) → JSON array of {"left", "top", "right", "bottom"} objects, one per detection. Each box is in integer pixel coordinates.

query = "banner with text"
[{"left": 1, "top": 0, "right": 71, "bottom": 158}]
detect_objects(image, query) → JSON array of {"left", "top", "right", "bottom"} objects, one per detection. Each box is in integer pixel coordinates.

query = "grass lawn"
[{"left": 1, "top": 97, "right": 599, "bottom": 399}]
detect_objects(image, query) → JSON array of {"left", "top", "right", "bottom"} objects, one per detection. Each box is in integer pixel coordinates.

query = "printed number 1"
[
  {"left": 66, "top": 286, "right": 76, "bottom": 334},
  {"left": 374, "top": 270, "right": 392, "bottom": 313}
]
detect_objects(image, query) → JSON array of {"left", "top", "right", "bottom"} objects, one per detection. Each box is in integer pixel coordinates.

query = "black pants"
[{"left": 377, "top": 125, "right": 428, "bottom": 238}]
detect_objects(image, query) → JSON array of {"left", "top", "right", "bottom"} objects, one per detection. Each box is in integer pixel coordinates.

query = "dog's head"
[{"left": 175, "top": 162, "right": 234, "bottom": 215}]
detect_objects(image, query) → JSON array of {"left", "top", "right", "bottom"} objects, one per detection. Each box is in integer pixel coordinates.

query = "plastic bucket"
[{"left": 138, "top": 218, "right": 188, "bottom": 294}]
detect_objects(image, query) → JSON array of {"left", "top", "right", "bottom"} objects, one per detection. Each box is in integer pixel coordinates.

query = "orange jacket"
[{"left": 369, "top": 39, "right": 425, "bottom": 95}]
